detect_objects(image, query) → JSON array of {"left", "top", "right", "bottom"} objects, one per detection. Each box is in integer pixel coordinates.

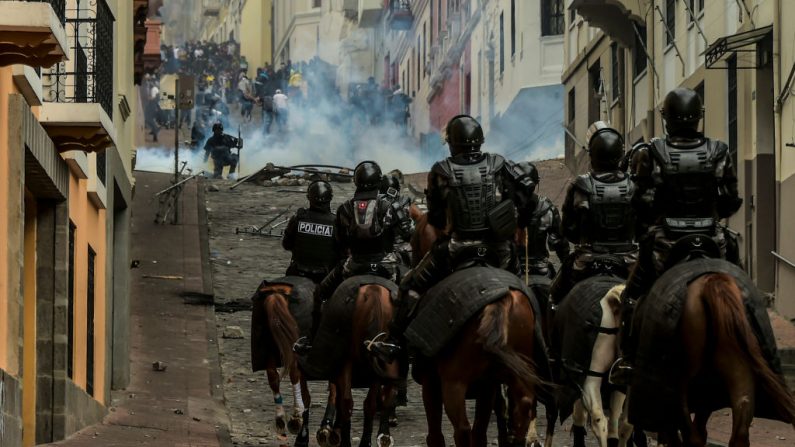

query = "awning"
[{"left": 705, "top": 25, "right": 773, "bottom": 69}]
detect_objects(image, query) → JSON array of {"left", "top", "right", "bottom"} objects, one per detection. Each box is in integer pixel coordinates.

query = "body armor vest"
[
  {"left": 524, "top": 198, "right": 554, "bottom": 260},
  {"left": 650, "top": 138, "right": 725, "bottom": 232},
  {"left": 350, "top": 198, "right": 384, "bottom": 240},
  {"left": 438, "top": 153, "right": 504, "bottom": 236},
  {"left": 577, "top": 174, "right": 635, "bottom": 248},
  {"left": 291, "top": 208, "right": 337, "bottom": 272}
]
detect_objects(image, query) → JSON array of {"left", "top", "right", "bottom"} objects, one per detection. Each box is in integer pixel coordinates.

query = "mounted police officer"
[
  {"left": 282, "top": 180, "right": 340, "bottom": 283},
  {"left": 294, "top": 161, "right": 412, "bottom": 353},
  {"left": 611, "top": 88, "right": 743, "bottom": 383},
  {"left": 372, "top": 114, "right": 528, "bottom": 363},
  {"left": 548, "top": 121, "right": 638, "bottom": 306},
  {"left": 380, "top": 172, "right": 415, "bottom": 265},
  {"left": 513, "top": 161, "right": 570, "bottom": 279},
  {"left": 203, "top": 121, "right": 242, "bottom": 180}
]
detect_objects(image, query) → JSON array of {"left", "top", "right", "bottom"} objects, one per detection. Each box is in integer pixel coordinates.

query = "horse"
[
  {"left": 548, "top": 278, "right": 633, "bottom": 447},
  {"left": 252, "top": 280, "right": 313, "bottom": 446},
  {"left": 312, "top": 278, "right": 400, "bottom": 447},
  {"left": 409, "top": 212, "right": 550, "bottom": 447},
  {"left": 626, "top": 261, "right": 795, "bottom": 447}
]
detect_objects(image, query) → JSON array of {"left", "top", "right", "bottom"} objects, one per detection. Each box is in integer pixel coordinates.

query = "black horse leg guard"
[
  {"left": 572, "top": 425, "right": 587, "bottom": 447},
  {"left": 294, "top": 409, "right": 310, "bottom": 447}
]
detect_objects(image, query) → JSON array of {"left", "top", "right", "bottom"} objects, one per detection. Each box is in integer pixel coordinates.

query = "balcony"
[
  {"left": 570, "top": 0, "right": 647, "bottom": 47},
  {"left": 40, "top": 0, "right": 116, "bottom": 153},
  {"left": 0, "top": 0, "right": 68, "bottom": 67},
  {"left": 386, "top": 0, "right": 412, "bottom": 30},
  {"left": 358, "top": 0, "right": 382, "bottom": 28}
]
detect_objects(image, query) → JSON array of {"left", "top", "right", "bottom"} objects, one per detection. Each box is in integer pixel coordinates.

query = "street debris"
[
  {"left": 222, "top": 326, "right": 245, "bottom": 339},
  {"left": 152, "top": 361, "right": 168, "bottom": 372},
  {"left": 142, "top": 274, "right": 184, "bottom": 280}
]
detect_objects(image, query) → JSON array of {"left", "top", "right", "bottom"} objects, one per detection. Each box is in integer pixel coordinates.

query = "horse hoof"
[
  {"left": 288, "top": 415, "right": 302, "bottom": 434},
  {"left": 274, "top": 415, "right": 287, "bottom": 436},
  {"left": 328, "top": 430, "right": 342, "bottom": 447},
  {"left": 376, "top": 434, "right": 394, "bottom": 447},
  {"left": 317, "top": 427, "right": 332, "bottom": 447},
  {"left": 388, "top": 415, "right": 398, "bottom": 427},
  {"left": 294, "top": 433, "right": 310, "bottom": 447},
  {"left": 607, "top": 438, "right": 619, "bottom": 447}
]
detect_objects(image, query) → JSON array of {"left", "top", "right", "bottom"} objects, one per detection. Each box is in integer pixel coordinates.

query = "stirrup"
[
  {"left": 364, "top": 332, "right": 400, "bottom": 359},
  {"left": 608, "top": 357, "right": 633, "bottom": 386},
  {"left": 292, "top": 336, "right": 311, "bottom": 355}
]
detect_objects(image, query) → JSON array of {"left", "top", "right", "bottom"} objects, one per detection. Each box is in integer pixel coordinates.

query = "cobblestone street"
[{"left": 204, "top": 177, "right": 598, "bottom": 447}]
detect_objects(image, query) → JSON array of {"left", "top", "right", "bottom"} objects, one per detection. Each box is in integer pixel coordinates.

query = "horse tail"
[
  {"left": 264, "top": 293, "right": 300, "bottom": 379},
  {"left": 477, "top": 293, "right": 544, "bottom": 393},
  {"left": 363, "top": 284, "right": 391, "bottom": 332},
  {"left": 700, "top": 273, "right": 795, "bottom": 423}
]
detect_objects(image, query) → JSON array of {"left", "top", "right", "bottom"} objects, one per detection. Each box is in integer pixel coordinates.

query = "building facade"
[
  {"left": 0, "top": 0, "right": 142, "bottom": 444},
  {"left": 562, "top": 0, "right": 795, "bottom": 317}
]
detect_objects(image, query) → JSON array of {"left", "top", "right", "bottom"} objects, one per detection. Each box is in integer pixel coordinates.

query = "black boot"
[
  {"left": 293, "top": 310, "right": 320, "bottom": 355},
  {"left": 572, "top": 425, "right": 587, "bottom": 447},
  {"left": 609, "top": 292, "right": 637, "bottom": 386}
]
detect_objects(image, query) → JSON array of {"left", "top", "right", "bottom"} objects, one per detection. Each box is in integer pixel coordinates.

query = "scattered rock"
[
  {"left": 193, "top": 417, "right": 201, "bottom": 422},
  {"left": 207, "top": 184, "right": 221, "bottom": 192},
  {"left": 243, "top": 408, "right": 252, "bottom": 414},
  {"left": 223, "top": 326, "right": 245, "bottom": 339},
  {"left": 173, "top": 408, "right": 184, "bottom": 415},
  {"left": 152, "top": 361, "right": 167, "bottom": 372}
]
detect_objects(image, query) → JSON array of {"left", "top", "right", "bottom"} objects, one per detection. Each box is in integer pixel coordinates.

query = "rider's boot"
[
  {"left": 293, "top": 289, "right": 324, "bottom": 355},
  {"left": 609, "top": 291, "right": 639, "bottom": 386}
]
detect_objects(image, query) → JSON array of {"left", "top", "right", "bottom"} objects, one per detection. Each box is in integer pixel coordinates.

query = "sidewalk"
[{"left": 48, "top": 171, "right": 230, "bottom": 446}]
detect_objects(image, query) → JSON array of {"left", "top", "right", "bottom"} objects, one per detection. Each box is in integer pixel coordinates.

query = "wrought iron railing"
[
  {"left": 42, "top": 0, "right": 114, "bottom": 119},
  {"left": 96, "top": 150, "right": 106, "bottom": 185}
]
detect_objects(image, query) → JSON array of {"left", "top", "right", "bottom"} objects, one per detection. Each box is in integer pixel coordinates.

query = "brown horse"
[
  {"left": 641, "top": 273, "right": 795, "bottom": 447},
  {"left": 255, "top": 283, "right": 312, "bottom": 445},
  {"left": 328, "top": 282, "right": 399, "bottom": 447},
  {"left": 409, "top": 213, "right": 549, "bottom": 447}
]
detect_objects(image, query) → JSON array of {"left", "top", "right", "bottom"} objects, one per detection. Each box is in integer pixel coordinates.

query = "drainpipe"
[{"left": 773, "top": 0, "right": 782, "bottom": 302}]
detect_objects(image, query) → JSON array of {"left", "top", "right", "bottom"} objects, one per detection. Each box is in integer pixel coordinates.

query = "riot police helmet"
[
  {"left": 353, "top": 161, "right": 383, "bottom": 191},
  {"left": 515, "top": 161, "right": 540, "bottom": 194},
  {"left": 212, "top": 121, "right": 223, "bottom": 135},
  {"left": 586, "top": 121, "right": 624, "bottom": 172},
  {"left": 444, "top": 114, "right": 485, "bottom": 156},
  {"left": 380, "top": 174, "right": 401, "bottom": 197},
  {"left": 661, "top": 88, "right": 703, "bottom": 136},
  {"left": 307, "top": 180, "right": 333, "bottom": 208}
]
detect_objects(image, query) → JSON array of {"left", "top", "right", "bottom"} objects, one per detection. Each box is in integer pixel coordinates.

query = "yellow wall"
[
  {"left": 22, "top": 191, "right": 37, "bottom": 447},
  {"left": 68, "top": 174, "right": 107, "bottom": 403},
  {"left": 241, "top": 0, "right": 272, "bottom": 76},
  {"left": 0, "top": 68, "right": 11, "bottom": 374}
]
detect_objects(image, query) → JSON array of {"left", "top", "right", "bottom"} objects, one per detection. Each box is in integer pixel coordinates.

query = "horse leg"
[
  {"left": 494, "top": 386, "right": 510, "bottom": 447},
  {"left": 376, "top": 382, "right": 397, "bottom": 447},
  {"left": 572, "top": 400, "right": 588, "bottom": 447},
  {"left": 472, "top": 383, "right": 496, "bottom": 447},
  {"left": 617, "top": 394, "right": 635, "bottom": 447},
  {"left": 318, "top": 383, "right": 337, "bottom": 447},
  {"left": 288, "top": 366, "right": 306, "bottom": 434},
  {"left": 441, "top": 380, "right": 471, "bottom": 447},
  {"left": 525, "top": 397, "right": 542, "bottom": 447},
  {"left": 581, "top": 376, "right": 609, "bottom": 446},
  {"left": 359, "top": 384, "right": 378, "bottom": 447},
  {"left": 422, "top": 372, "right": 445, "bottom": 447},
  {"left": 607, "top": 391, "right": 626, "bottom": 447},
  {"left": 292, "top": 369, "right": 310, "bottom": 447},
  {"left": 505, "top": 378, "right": 535, "bottom": 447},
  {"left": 715, "top": 353, "right": 755, "bottom": 447},
  {"left": 267, "top": 367, "right": 287, "bottom": 436},
  {"left": 334, "top": 365, "right": 354, "bottom": 447},
  {"left": 543, "top": 399, "right": 557, "bottom": 447}
]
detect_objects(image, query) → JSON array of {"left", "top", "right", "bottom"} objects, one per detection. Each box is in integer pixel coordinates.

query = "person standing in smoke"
[
  {"left": 203, "top": 122, "right": 242, "bottom": 180},
  {"left": 282, "top": 181, "right": 341, "bottom": 283},
  {"left": 273, "top": 89, "right": 289, "bottom": 133}
]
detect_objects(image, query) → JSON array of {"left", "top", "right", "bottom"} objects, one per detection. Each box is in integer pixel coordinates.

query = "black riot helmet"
[
  {"left": 515, "top": 161, "right": 540, "bottom": 195},
  {"left": 307, "top": 180, "right": 333, "bottom": 209},
  {"left": 353, "top": 161, "right": 383, "bottom": 191},
  {"left": 444, "top": 114, "right": 485, "bottom": 156},
  {"left": 586, "top": 121, "right": 624, "bottom": 172},
  {"left": 212, "top": 121, "right": 223, "bottom": 135},
  {"left": 661, "top": 87, "right": 703, "bottom": 136},
  {"left": 380, "top": 174, "right": 401, "bottom": 197}
]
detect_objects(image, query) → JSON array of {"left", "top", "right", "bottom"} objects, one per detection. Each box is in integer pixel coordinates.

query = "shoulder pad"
[
  {"left": 296, "top": 208, "right": 308, "bottom": 218},
  {"left": 572, "top": 174, "right": 593, "bottom": 193},
  {"left": 431, "top": 160, "right": 451, "bottom": 177},
  {"left": 536, "top": 197, "right": 553, "bottom": 214},
  {"left": 488, "top": 153, "right": 506, "bottom": 170},
  {"left": 707, "top": 138, "right": 729, "bottom": 159},
  {"left": 647, "top": 138, "right": 668, "bottom": 165}
]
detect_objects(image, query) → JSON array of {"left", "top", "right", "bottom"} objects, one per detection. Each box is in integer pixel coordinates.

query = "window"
[
  {"left": 423, "top": 22, "right": 427, "bottom": 77},
  {"left": 568, "top": 87, "right": 576, "bottom": 123},
  {"left": 570, "top": 7, "right": 576, "bottom": 25},
  {"left": 437, "top": 0, "right": 442, "bottom": 41},
  {"left": 611, "top": 43, "right": 623, "bottom": 102},
  {"left": 541, "top": 0, "right": 565, "bottom": 36},
  {"left": 86, "top": 246, "right": 96, "bottom": 396},
  {"left": 589, "top": 61, "right": 602, "bottom": 123},
  {"left": 688, "top": 0, "right": 705, "bottom": 20},
  {"left": 417, "top": 36, "right": 421, "bottom": 86},
  {"left": 665, "top": 0, "right": 676, "bottom": 46},
  {"left": 695, "top": 81, "right": 705, "bottom": 122},
  {"left": 633, "top": 24, "right": 648, "bottom": 78},
  {"left": 67, "top": 222, "right": 75, "bottom": 379},
  {"left": 499, "top": 12, "right": 505, "bottom": 74},
  {"left": 728, "top": 56, "right": 738, "bottom": 167},
  {"left": 510, "top": 0, "right": 516, "bottom": 57},
  {"left": 312, "top": 0, "right": 321, "bottom": 8}
]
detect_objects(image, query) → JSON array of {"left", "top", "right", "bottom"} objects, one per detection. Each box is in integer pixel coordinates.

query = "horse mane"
[
  {"left": 264, "top": 292, "right": 300, "bottom": 379},
  {"left": 700, "top": 273, "right": 795, "bottom": 424}
]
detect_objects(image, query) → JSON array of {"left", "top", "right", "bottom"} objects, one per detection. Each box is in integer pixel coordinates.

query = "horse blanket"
[
  {"left": 251, "top": 276, "right": 315, "bottom": 372},
  {"left": 405, "top": 267, "right": 552, "bottom": 395},
  {"left": 299, "top": 275, "right": 398, "bottom": 381},
  {"left": 628, "top": 258, "right": 784, "bottom": 431},
  {"left": 551, "top": 275, "right": 624, "bottom": 422}
]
